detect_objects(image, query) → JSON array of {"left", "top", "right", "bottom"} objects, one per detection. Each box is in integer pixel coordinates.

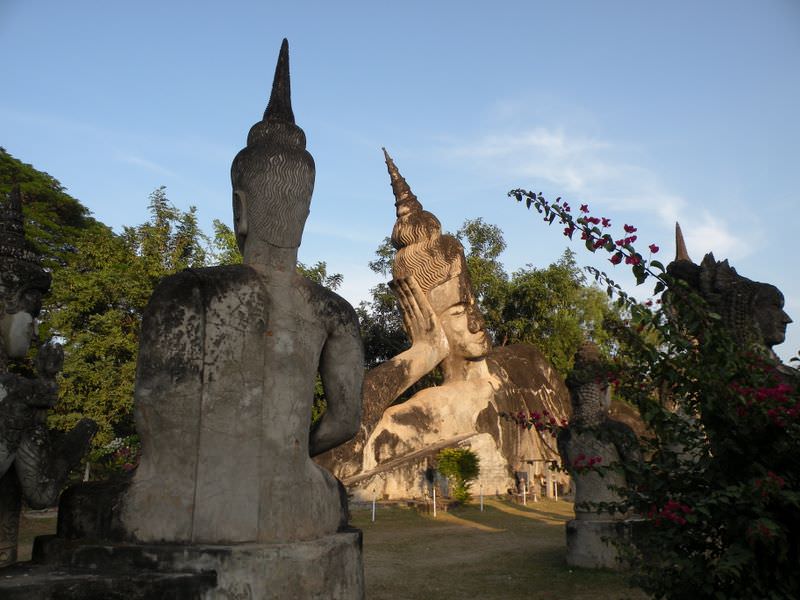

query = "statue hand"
[{"left": 390, "top": 276, "right": 449, "bottom": 362}]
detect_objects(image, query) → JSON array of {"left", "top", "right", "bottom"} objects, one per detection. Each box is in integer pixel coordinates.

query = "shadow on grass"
[{"left": 353, "top": 499, "right": 646, "bottom": 600}]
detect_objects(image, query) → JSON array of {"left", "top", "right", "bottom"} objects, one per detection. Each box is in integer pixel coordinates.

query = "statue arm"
[
  {"left": 360, "top": 277, "right": 449, "bottom": 428},
  {"left": 309, "top": 301, "right": 365, "bottom": 457}
]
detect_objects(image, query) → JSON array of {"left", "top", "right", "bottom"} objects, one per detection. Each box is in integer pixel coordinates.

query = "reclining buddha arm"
[
  {"left": 360, "top": 277, "right": 449, "bottom": 431},
  {"left": 309, "top": 295, "right": 365, "bottom": 457}
]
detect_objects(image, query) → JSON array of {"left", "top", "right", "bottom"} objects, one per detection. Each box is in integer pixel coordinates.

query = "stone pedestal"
[
  {"left": 565, "top": 519, "right": 629, "bottom": 570},
  {"left": 16, "top": 529, "right": 364, "bottom": 600}
]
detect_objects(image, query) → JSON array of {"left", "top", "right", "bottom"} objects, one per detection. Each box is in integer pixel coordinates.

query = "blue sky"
[{"left": 2, "top": 1, "right": 798, "bottom": 360}]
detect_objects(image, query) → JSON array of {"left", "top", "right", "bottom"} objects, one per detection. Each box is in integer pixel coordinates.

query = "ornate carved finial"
[
  {"left": 233, "top": 39, "right": 315, "bottom": 250},
  {"left": 264, "top": 38, "right": 294, "bottom": 124},
  {"left": 382, "top": 147, "right": 421, "bottom": 216},
  {"left": 675, "top": 222, "right": 691, "bottom": 262}
]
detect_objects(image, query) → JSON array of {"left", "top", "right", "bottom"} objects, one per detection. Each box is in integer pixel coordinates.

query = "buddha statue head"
[
  {"left": 230, "top": 39, "right": 315, "bottom": 254},
  {"left": 565, "top": 342, "right": 608, "bottom": 428},
  {"left": 0, "top": 186, "right": 50, "bottom": 362},
  {"left": 383, "top": 149, "right": 491, "bottom": 362},
  {"left": 667, "top": 223, "right": 792, "bottom": 352}
]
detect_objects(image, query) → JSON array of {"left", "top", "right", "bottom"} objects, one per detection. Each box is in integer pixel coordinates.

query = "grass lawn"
[
  {"left": 352, "top": 497, "right": 647, "bottom": 600},
  {"left": 17, "top": 498, "right": 646, "bottom": 599}
]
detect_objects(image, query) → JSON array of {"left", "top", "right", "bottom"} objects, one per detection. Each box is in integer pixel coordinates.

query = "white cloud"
[
  {"left": 116, "top": 154, "right": 176, "bottom": 177},
  {"left": 442, "top": 126, "right": 753, "bottom": 260}
]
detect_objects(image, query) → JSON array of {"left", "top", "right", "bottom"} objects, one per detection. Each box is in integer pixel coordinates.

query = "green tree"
[
  {"left": 42, "top": 227, "right": 146, "bottom": 446},
  {"left": 0, "top": 147, "right": 101, "bottom": 273},
  {"left": 437, "top": 447, "right": 480, "bottom": 503},
  {"left": 498, "top": 250, "right": 615, "bottom": 374},
  {"left": 209, "top": 219, "right": 243, "bottom": 265},
  {"left": 359, "top": 237, "right": 409, "bottom": 369},
  {"left": 456, "top": 218, "right": 509, "bottom": 339},
  {"left": 40, "top": 188, "right": 211, "bottom": 447}
]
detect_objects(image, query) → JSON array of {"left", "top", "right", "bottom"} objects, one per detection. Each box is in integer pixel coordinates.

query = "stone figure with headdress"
[
  {"left": 667, "top": 223, "right": 792, "bottom": 363},
  {"left": 0, "top": 186, "right": 97, "bottom": 567},
  {"left": 557, "top": 341, "right": 639, "bottom": 568},
  {"left": 318, "top": 150, "right": 571, "bottom": 499}
]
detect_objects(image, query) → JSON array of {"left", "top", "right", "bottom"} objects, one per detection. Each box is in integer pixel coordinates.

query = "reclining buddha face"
[{"left": 429, "top": 275, "right": 491, "bottom": 360}]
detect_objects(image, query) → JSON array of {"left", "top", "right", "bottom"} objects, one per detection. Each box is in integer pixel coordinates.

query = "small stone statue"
[
  {"left": 558, "top": 341, "right": 638, "bottom": 569},
  {"left": 0, "top": 186, "right": 97, "bottom": 567},
  {"left": 667, "top": 223, "right": 793, "bottom": 362}
]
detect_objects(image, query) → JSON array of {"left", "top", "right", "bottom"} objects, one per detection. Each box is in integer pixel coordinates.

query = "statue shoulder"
[
  {"left": 301, "top": 279, "right": 360, "bottom": 331},
  {"left": 148, "top": 265, "right": 259, "bottom": 305}
]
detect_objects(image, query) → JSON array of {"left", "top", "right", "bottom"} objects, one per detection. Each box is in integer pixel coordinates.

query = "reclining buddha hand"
[{"left": 390, "top": 275, "right": 450, "bottom": 365}]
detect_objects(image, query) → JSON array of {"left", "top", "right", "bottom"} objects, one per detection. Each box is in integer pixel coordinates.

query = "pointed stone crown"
[{"left": 230, "top": 38, "right": 316, "bottom": 249}]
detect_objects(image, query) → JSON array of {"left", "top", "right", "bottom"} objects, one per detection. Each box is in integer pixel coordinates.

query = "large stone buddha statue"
[
  {"left": 319, "top": 151, "right": 570, "bottom": 499},
  {"left": 25, "top": 40, "right": 364, "bottom": 599},
  {"left": 119, "top": 40, "right": 364, "bottom": 545}
]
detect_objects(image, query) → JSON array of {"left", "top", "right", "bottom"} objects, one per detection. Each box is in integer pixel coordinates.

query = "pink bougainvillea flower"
[
  {"left": 623, "top": 224, "right": 637, "bottom": 233},
  {"left": 649, "top": 244, "right": 659, "bottom": 253},
  {"left": 601, "top": 217, "right": 611, "bottom": 227},
  {"left": 580, "top": 204, "right": 589, "bottom": 213},
  {"left": 610, "top": 253, "right": 623, "bottom": 265}
]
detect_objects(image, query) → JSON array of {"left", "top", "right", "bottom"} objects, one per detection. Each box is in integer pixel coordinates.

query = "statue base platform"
[
  {"left": 565, "top": 519, "right": 631, "bottom": 570},
  {"left": 0, "top": 529, "right": 364, "bottom": 599}
]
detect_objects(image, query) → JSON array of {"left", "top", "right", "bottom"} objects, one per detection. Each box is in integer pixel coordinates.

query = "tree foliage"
[{"left": 437, "top": 447, "right": 480, "bottom": 503}]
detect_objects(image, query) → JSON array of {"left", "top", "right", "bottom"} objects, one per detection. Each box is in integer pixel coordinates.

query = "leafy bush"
[
  {"left": 437, "top": 447, "right": 480, "bottom": 503},
  {"left": 510, "top": 189, "right": 800, "bottom": 599}
]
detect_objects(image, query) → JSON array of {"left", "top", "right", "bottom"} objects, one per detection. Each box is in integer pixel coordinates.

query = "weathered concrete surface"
[
  {"left": 0, "top": 562, "right": 216, "bottom": 600},
  {"left": 32, "top": 530, "right": 364, "bottom": 600},
  {"left": 120, "top": 266, "right": 355, "bottom": 544},
  {"left": 565, "top": 519, "right": 629, "bottom": 570}
]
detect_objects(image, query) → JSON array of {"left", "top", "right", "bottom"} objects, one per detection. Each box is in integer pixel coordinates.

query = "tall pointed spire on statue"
[
  {"left": 675, "top": 222, "right": 692, "bottom": 262},
  {"left": 234, "top": 38, "right": 315, "bottom": 249},
  {"left": 264, "top": 38, "right": 294, "bottom": 124},
  {"left": 382, "top": 147, "right": 421, "bottom": 216}
]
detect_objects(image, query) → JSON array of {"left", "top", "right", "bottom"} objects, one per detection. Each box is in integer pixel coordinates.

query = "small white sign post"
[
  {"left": 371, "top": 489, "right": 376, "bottom": 523},
  {"left": 432, "top": 485, "right": 437, "bottom": 518},
  {"left": 522, "top": 482, "right": 527, "bottom": 506},
  {"left": 479, "top": 482, "right": 484, "bottom": 512}
]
